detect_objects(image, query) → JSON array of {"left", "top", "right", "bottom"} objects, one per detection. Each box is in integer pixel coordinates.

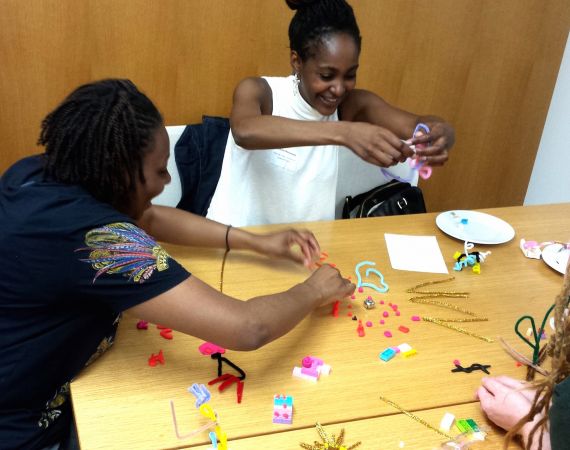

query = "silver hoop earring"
[{"left": 293, "top": 73, "right": 300, "bottom": 96}]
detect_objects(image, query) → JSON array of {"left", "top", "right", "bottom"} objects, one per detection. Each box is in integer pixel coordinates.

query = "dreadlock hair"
[
  {"left": 285, "top": 0, "right": 362, "bottom": 61},
  {"left": 504, "top": 261, "right": 570, "bottom": 449},
  {"left": 39, "top": 79, "right": 163, "bottom": 208}
]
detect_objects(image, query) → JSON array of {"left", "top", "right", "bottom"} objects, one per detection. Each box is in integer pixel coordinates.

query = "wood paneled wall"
[{"left": 1, "top": 0, "right": 568, "bottom": 211}]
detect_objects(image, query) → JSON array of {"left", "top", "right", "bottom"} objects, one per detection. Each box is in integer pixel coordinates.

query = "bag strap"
[{"left": 342, "top": 196, "right": 354, "bottom": 219}]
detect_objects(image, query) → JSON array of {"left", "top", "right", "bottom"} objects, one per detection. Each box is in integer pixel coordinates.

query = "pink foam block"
[{"left": 198, "top": 342, "right": 226, "bottom": 355}]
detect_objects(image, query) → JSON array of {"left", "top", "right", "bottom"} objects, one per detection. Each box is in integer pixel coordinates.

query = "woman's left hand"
[
  {"left": 255, "top": 229, "right": 321, "bottom": 268},
  {"left": 412, "top": 121, "right": 455, "bottom": 166}
]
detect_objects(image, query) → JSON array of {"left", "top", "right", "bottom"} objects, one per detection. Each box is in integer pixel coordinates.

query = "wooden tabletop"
[{"left": 71, "top": 204, "right": 570, "bottom": 449}]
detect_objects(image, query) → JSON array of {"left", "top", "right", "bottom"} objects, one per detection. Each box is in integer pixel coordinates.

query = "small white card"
[{"left": 384, "top": 233, "right": 448, "bottom": 273}]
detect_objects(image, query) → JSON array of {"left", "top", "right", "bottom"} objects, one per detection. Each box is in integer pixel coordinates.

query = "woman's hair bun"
[{"left": 285, "top": 0, "right": 320, "bottom": 11}]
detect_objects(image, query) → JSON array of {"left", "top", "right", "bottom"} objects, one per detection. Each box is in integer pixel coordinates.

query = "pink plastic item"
[
  {"left": 293, "top": 356, "right": 331, "bottom": 382},
  {"left": 332, "top": 300, "right": 340, "bottom": 317},
  {"left": 160, "top": 328, "right": 173, "bottom": 340},
  {"left": 411, "top": 315, "right": 421, "bottom": 321},
  {"left": 357, "top": 320, "right": 365, "bottom": 337},
  {"left": 384, "top": 331, "right": 392, "bottom": 338},
  {"left": 358, "top": 287, "right": 364, "bottom": 293},
  {"left": 300, "top": 356, "right": 330, "bottom": 378},
  {"left": 136, "top": 320, "right": 148, "bottom": 330},
  {"left": 380, "top": 319, "right": 385, "bottom": 325},
  {"left": 366, "top": 321, "right": 373, "bottom": 327},
  {"left": 148, "top": 349, "right": 165, "bottom": 367},
  {"left": 383, "top": 311, "right": 389, "bottom": 318},
  {"left": 198, "top": 342, "right": 226, "bottom": 355}
]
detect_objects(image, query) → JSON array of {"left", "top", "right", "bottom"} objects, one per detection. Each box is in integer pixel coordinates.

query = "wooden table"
[{"left": 71, "top": 204, "right": 570, "bottom": 449}]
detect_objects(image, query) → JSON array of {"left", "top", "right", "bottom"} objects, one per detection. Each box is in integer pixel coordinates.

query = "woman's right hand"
[
  {"left": 475, "top": 376, "right": 548, "bottom": 447},
  {"left": 342, "top": 121, "right": 415, "bottom": 167},
  {"left": 303, "top": 264, "right": 355, "bottom": 307}
]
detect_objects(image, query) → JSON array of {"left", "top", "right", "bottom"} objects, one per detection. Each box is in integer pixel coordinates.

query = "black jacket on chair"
[{"left": 174, "top": 116, "right": 230, "bottom": 216}]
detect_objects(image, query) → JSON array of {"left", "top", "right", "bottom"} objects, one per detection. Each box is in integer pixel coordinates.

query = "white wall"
[{"left": 524, "top": 32, "right": 570, "bottom": 205}]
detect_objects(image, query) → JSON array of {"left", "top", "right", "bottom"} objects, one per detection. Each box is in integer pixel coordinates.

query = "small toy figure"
[
  {"left": 453, "top": 242, "right": 491, "bottom": 274},
  {"left": 292, "top": 356, "right": 331, "bottom": 382},
  {"left": 272, "top": 394, "right": 293, "bottom": 424},
  {"left": 363, "top": 297, "right": 375, "bottom": 309}
]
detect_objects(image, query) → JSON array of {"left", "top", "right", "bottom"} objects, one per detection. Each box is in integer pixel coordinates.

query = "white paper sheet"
[{"left": 384, "top": 233, "right": 449, "bottom": 273}]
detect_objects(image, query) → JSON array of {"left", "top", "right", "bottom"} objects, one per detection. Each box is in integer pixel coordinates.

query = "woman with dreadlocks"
[
  {"left": 0, "top": 79, "right": 354, "bottom": 449},
  {"left": 207, "top": 0, "right": 455, "bottom": 227},
  {"left": 476, "top": 262, "right": 570, "bottom": 449}
]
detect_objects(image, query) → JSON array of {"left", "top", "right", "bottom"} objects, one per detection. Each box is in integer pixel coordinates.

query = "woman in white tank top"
[{"left": 208, "top": 0, "right": 455, "bottom": 227}]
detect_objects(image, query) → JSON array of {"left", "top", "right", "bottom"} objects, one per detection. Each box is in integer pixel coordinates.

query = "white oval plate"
[
  {"left": 541, "top": 243, "right": 569, "bottom": 275},
  {"left": 435, "top": 210, "right": 515, "bottom": 244}
]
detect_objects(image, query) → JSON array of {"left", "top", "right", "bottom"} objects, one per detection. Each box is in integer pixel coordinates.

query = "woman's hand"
[
  {"left": 412, "top": 121, "right": 455, "bottom": 166},
  {"left": 254, "top": 228, "right": 321, "bottom": 268},
  {"left": 303, "top": 264, "right": 355, "bottom": 307},
  {"left": 475, "top": 376, "right": 548, "bottom": 447},
  {"left": 342, "top": 122, "right": 415, "bottom": 167}
]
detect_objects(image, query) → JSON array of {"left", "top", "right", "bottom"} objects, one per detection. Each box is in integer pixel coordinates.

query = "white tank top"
[{"left": 207, "top": 75, "right": 340, "bottom": 226}]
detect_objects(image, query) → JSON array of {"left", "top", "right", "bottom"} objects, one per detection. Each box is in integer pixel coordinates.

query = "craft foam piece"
[
  {"left": 397, "top": 343, "right": 412, "bottom": 353},
  {"left": 273, "top": 394, "right": 293, "bottom": 424},
  {"left": 160, "top": 328, "right": 173, "bottom": 339},
  {"left": 136, "top": 320, "right": 148, "bottom": 329},
  {"left": 456, "top": 418, "right": 486, "bottom": 439},
  {"left": 332, "top": 300, "right": 340, "bottom": 317},
  {"left": 439, "top": 412, "right": 455, "bottom": 432},
  {"left": 456, "top": 419, "right": 471, "bottom": 434},
  {"left": 148, "top": 350, "right": 165, "bottom": 367},
  {"left": 379, "top": 348, "right": 396, "bottom": 362},
  {"left": 293, "top": 356, "right": 331, "bottom": 381},
  {"left": 465, "top": 418, "right": 487, "bottom": 440},
  {"left": 357, "top": 320, "right": 365, "bottom": 337},
  {"left": 301, "top": 356, "right": 324, "bottom": 377},
  {"left": 198, "top": 342, "right": 226, "bottom": 355},
  {"left": 292, "top": 367, "right": 318, "bottom": 382},
  {"left": 402, "top": 349, "right": 417, "bottom": 358}
]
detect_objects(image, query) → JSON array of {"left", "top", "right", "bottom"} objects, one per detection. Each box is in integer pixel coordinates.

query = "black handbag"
[{"left": 342, "top": 180, "right": 426, "bottom": 219}]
